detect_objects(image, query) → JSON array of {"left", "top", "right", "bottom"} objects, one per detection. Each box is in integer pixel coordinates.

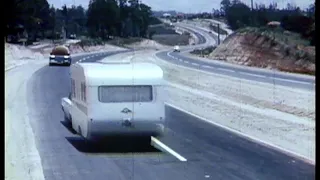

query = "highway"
[
  {"left": 26, "top": 51, "right": 314, "bottom": 180},
  {"left": 156, "top": 22, "right": 315, "bottom": 90}
]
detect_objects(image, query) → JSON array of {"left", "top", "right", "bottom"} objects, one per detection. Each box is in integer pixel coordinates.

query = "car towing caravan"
[{"left": 61, "top": 61, "right": 166, "bottom": 141}]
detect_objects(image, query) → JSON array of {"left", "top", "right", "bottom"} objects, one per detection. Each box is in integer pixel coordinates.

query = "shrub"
[{"left": 191, "top": 46, "right": 216, "bottom": 55}]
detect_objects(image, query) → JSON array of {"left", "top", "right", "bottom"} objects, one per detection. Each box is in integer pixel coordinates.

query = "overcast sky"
[{"left": 47, "top": 0, "right": 314, "bottom": 13}]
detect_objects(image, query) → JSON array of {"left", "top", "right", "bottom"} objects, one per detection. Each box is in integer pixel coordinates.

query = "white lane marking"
[
  {"left": 151, "top": 136, "right": 187, "bottom": 162},
  {"left": 217, "top": 67, "right": 235, "bottom": 73},
  {"left": 184, "top": 61, "right": 189, "bottom": 64},
  {"left": 202, "top": 65, "right": 213, "bottom": 69},
  {"left": 161, "top": 50, "right": 314, "bottom": 88},
  {"left": 179, "top": 59, "right": 183, "bottom": 62},
  {"left": 191, "top": 62, "right": 199, "bottom": 66},
  {"left": 167, "top": 52, "right": 175, "bottom": 59},
  {"left": 164, "top": 103, "right": 315, "bottom": 165},
  {"left": 239, "top": 72, "right": 267, "bottom": 78},
  {"left": 168, "top": 53, "right": 312, "bottom": 86},
  {"left": 272, "top": 77, "right": 313, "bottom": 85}
]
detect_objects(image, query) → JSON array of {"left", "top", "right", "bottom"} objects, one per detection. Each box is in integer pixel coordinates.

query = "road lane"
[
  {"left": 26, "top": 53, "right": 186, "bottom": 180},
  {"left": 157, "top": 23, "right": 315, "bottom": 90},
  {"left": 160, "top": 106, "right": 314, "bottom": 179},
  {"left": 26, "top": 52, "right": 314, "bottom": 180},
  {"left": 157, "top": 51, "right": 314, "bottom": 90}
]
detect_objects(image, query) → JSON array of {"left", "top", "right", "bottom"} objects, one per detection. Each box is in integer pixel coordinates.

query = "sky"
[{"left": 47, "top": 0, "right": 314, "bottom": 13}]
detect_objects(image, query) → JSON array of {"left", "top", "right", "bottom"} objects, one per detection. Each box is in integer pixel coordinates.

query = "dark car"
[{"left": 49, "top": 46, "right": 71, "bottom": 66}]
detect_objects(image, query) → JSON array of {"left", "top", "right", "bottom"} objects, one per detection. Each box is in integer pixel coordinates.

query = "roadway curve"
[
  {"left": 156, "top": 22, "right": 315, "bottom": 90},
  {"left": 26, "top": 51, "right": 314, "bottom": 180}
]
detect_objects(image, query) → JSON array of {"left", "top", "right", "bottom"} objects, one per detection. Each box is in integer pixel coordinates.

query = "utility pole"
[
  {"left": 62, "top": 25, "right": 66, "bottom": 40},
  {"left": 251, "top": 0, "right": 253, "bottom": 10},
  {"left": 217, "top": 23, "right": 220, "bottom": 45},
  {"left": 251, "top": 0, "right": 254, "bottom": 26}
]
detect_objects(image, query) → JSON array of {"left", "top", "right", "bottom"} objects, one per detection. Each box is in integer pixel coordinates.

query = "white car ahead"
[{"left": 173, "top": 45, "right": 180, "bottom": 52}]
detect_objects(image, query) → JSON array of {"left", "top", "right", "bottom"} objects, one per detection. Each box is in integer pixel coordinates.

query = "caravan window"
[
  {"left": 98, "top": 85, "right": 153, "bottom": 103},
  {"left": 71, "top": 79, "right": 76, "bottom": 98},
  {"left": 80, "top": 82, "right": 86, "bottom": 102}
]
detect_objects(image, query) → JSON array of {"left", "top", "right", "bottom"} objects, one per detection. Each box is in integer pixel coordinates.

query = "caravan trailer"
[{"left": 61, "top": 61, "right": 166, "bottom": 140}]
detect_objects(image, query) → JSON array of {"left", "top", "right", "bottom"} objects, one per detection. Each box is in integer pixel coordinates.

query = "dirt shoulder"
[
  {"left": 5, "top": 60, "right": 47, "bottom": 180},
  {"left": 190, "top": 27, "right": 315, "bottom": 76},
  {"left": 5, "top": 41, "right": 127, "bottom": 71}
]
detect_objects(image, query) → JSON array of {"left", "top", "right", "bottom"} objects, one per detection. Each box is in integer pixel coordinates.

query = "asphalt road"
[
  {"left": 156, "top": 23, "right": 315, "bottom": 90},
  {"left": 27, "top": 52, "right": 314, "bottom": 180}
]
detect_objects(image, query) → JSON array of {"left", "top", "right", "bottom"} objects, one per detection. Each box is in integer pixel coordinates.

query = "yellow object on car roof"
[{"left": 51, "top": 45, "right": 70, "bottom": 55}]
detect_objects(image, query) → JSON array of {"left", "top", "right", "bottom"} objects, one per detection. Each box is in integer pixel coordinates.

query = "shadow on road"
[
  {"left": 48, "top": 64, "right": 70, "bottom": 67},
  {"left": 66, "top": 136, "right": 162, "bottom": 154},
  {"left": 60, "top": 121, "right": 77, "bottom": 134}
]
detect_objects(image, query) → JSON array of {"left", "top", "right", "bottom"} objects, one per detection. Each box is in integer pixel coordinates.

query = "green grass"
[
  {"left": 152, "top": 34, "right": 190, "bottom": 46},
  {"left": 148, "top": 24, "right": 178, "bottom": 35},
  {"left": 209, "top": 24, "right": 228, "bottom": 35},
  {"left": 75, "top": 37, "right": 144, "bottom": 48},
  {"left": 190, "top": 46, "right": 216, "bottom": 56},
  {"left": 106, "top": 37, "right": 143, "bottom": 47},
  {"left": 76, "top": 37, "right": 105, "bottom": 47}
]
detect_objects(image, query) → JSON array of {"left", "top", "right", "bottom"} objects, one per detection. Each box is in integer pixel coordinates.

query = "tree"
[
  {"left": 47, "top": 5, "right": 56, "bottom": 39},
  {"left": 281, "top": 15, "right": 313, "bottom": 37},
  {"left": 220, "top": 0, "right": 315, "bottom": 46},
  {"left": 7, "top": 0, "right": 155, "bottom": 42},
  {"left": 87, "top": 0, "right": 120, "bottom": 39},
  {"left": 138, "top": 3, "right": 152, "bottom": 37},
  {"left": 220, "top": 0, "right": 231, "bottom": 14},
  {"left": 224, "top": 1, "right": 251, "bottom": 29},
  {"left": 6, "top": 0, "right": 52, "bottom": 42},
  {"left": 86, "top": 0, "right": 152, "bottom": 38},
  {"left": 306, "top": 3, "right": 315, "bottom": 19}
]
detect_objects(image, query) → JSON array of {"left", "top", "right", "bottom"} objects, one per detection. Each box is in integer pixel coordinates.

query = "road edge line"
[
  {"left": 165, "top": 102, "right": 315, "bottom": 165},
  {"left": 151, "top": 136, "right": 187, "bottom": 162}
]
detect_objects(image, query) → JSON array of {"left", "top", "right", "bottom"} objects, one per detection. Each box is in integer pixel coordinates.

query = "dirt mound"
[
  {"left": 5, "top": 43, "right": 44, "bottom": 60},
  {"left": 5, "top": 43, "right": 45, "bottom": 70},
  {"left": 67, "top": 43, "right": 125, "bottom": 54},
  {"left": 128, "top": 39, "right": 169, "bottom": 50},
  {"left": 207, "top": 28, "right": 315, "bottom": 75}
]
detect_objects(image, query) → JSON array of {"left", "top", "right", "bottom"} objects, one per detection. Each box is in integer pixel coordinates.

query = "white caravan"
[{"left": 61, "top": 61, "right": 166, "bottom": 140}]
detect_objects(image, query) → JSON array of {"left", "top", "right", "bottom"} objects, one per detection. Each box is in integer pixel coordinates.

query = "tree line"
[
  {"left": 6, "top": 0, "right": 158, "bottom": 43},
  {"left": 216, "top": 0, "right": 315, "bottom": 45}
]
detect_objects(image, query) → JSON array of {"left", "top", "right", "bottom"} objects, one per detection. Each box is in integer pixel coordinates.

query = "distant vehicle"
[
  {"left": 171, "top": 18, "right": 177, "bottom": 23},
  {"left": 61, "top": 61, "right": 166, "bottom": 141},
  {"left": 49, "top": 46, "right": 71, "bottom": 66},
  {"left": 69, "top": 34, "right": 77, "bottom": 39},
  {"left": 173, "top": 45, "right": 180, "bottom": 52}
]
